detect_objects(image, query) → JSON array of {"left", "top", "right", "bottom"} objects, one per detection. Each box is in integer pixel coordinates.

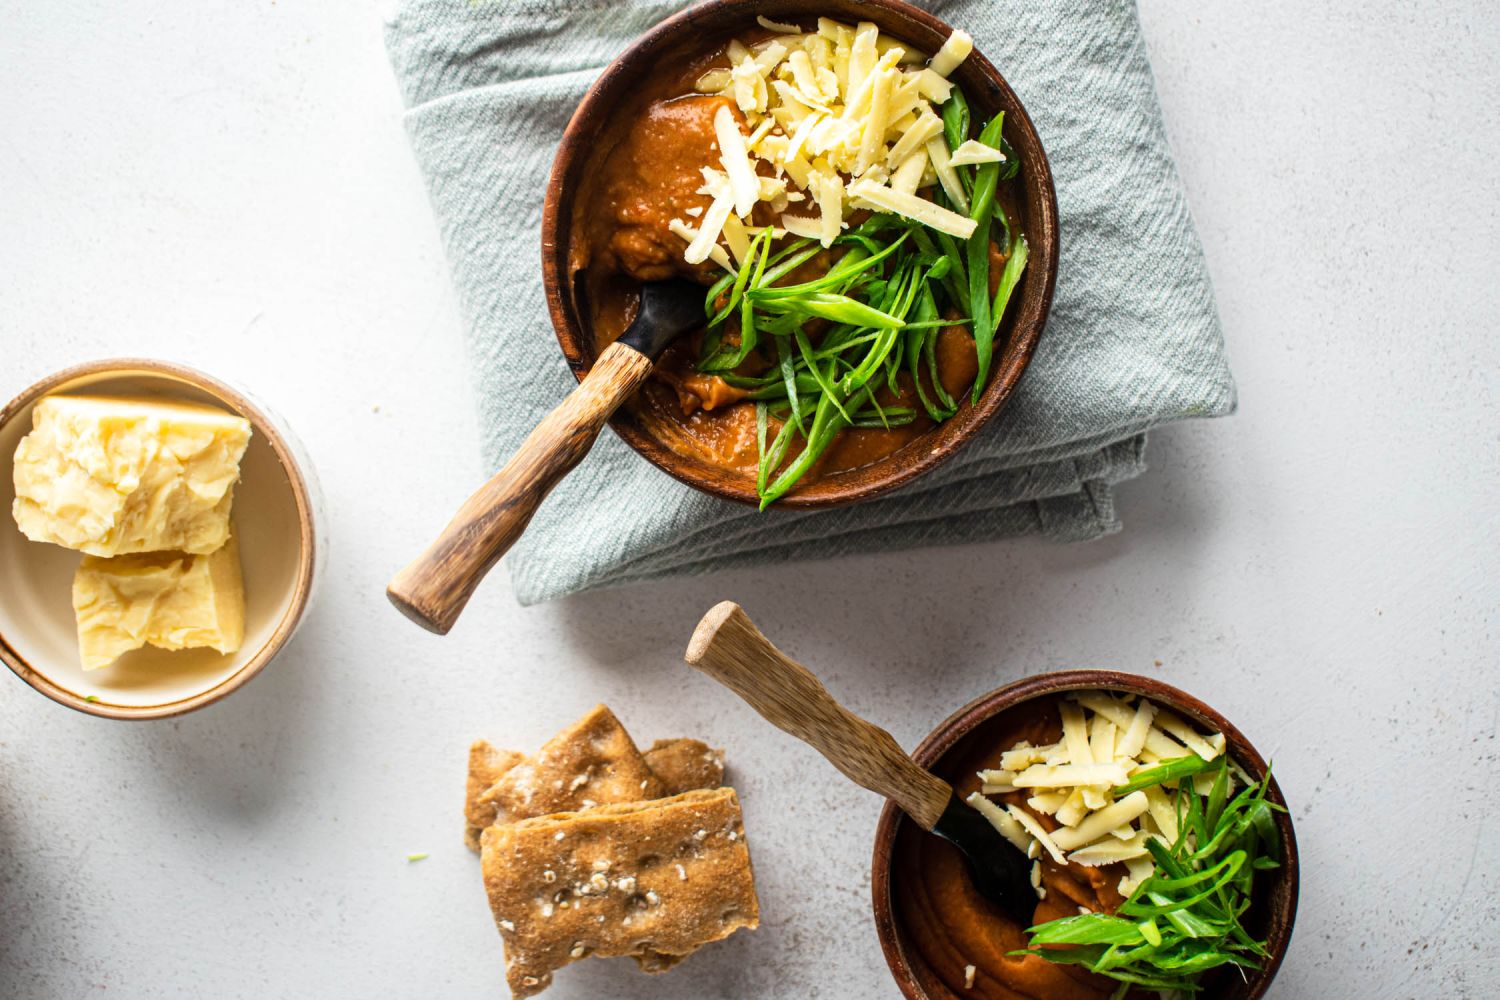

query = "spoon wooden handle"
[
  {"left": 387, "top": 342, "right": 653, "bottom": 634},
  {"left": 685, "top": 601, "right": 953, "bottom": 830}
]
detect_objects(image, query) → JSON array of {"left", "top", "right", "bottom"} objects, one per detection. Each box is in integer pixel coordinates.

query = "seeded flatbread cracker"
[
  {"left": 463, "top": 733, "right": 723, "bottom": 853},
  {"left": 481, "top": 705, "right": 664, "bottom": 828},
  {"left": 643, "top": 738, "right": 726, "bottom": 795},
  {"left": 466, "top": 741, "right": 526, "bottom": 851},
  {"left": 481, "top": 787, "right": 759, "bottom": 998}
]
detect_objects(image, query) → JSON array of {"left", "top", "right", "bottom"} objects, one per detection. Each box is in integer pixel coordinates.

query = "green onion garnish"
[
  {"left": 694, "top": 86, "right": 1025, "bottom": 506},
  {"left": 1016, "top": 758, "right": 1285, "bottom": 996}
]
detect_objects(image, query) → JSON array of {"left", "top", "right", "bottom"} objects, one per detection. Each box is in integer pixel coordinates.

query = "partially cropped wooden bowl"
[
  {"left": 542, "top": 0, "right": 1059, "bottom": 508},
  {"left": 0, "top": 359, "right": 322, "bottom": 720},
  {"left": 872, "top": 670, "right": 1300, "bottom": 1000}
]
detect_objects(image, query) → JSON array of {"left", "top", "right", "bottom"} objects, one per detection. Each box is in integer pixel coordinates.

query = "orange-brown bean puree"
[
  {"left": 891, "top": 697, "right": 1145, "bottom": 999},
  {"left": 573, "top": 38, "right": 1021, "bottom": 494}
]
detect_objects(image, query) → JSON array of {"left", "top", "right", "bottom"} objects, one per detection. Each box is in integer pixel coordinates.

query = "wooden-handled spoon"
[
  {"left": 685, "top": 601, "right": 1035, "bottom": 922},
  {"left": 387, "top": 279, "right": 706, "bottom": 634}
]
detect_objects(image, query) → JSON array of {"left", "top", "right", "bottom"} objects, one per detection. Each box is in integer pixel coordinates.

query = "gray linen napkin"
[{"left": 385, "top": 0, "right": 1234, "bottom": 605}]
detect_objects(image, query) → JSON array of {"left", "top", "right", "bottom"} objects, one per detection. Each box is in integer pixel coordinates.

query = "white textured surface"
[{"left": 1, "top": 1, "right": 1496, "bottom": 998}]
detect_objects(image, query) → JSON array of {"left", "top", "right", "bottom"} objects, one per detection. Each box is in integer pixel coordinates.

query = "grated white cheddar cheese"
[
  {"left": 1089, "top": 716, "right": 1117, "bottom": 767},
  {"left": 1026, "top": 792, "right": 1068, "bottom": 815},
  {"left": 1000, "top": 742, "right": 1052, "bottom": 772},
  {"left": 1049, "top": 792, "right": 1149, "bottom": 852},
  {"left": 964, "top": 791, "right": 1030, "bottom": 853},
  {"left": 1120, "top": 854, "right": 1156, "bottom": 896},
  {"left": 915, "top": 67, "right": 954, "bottom": 103},
  {"left": 697, "top": 68, "right": 733, "bottom": 93},
  {"left": 807, "top": 168, "right": 845, "bottom": 247},
  {"left": 1155, "top": 709, "right": 1224, "bottom": 761},
  {"left": 669, "top": 218, "right": 733, "bottom": 271},
  {"left": 756, "top": 14, "right": 802, "bottom": 34},
  {"left": 1068, "top": 833, "right": 1151, "bottom": 868},
  {"left": 721, "top": 214, "right": 752, "bottom": 265},
  {"left": 925, "top": 136, "right": 969, "bottom": 213},
  {"left": 1055, "top": 788, "right": 1088, "bottom": 827},
  {"left": 1116, "top": 697, "right": 1157, "bottom": 759},
  {"left": 1012, "top": 762, "right": 1129, "bottom": 789},
  {"left": 885, "top": 109, "right": 944, "bottom": 169},
  {"left": 971, "top": 692, "right": 1230, "bottom": 892},
  {"left": 753, "top": 40, "right": 790, "bottom": 73},
  {"left": 1060, "top": 702, "right": 1093, "bottom": 766},
  {"left": 844, "top": 21, "right": 879, "bottom": 110},
  {"left": 949, "top": 138, "right": 1007, "bottom": 166},
  {"left": 714, "top": 105, "right": 761, "bottom": 218},
  {"left": 731, "top": 56, "right": 768, "bottom": 113},
  {"left": 847, "top": 179, "right": 977, "bottom": 238},
  {"left": 1006, "top": 804, "right": 1067, "bottom": 865},
  {"left": 929, "top": 29, "right": 972, "bottom": 78},
  {"left": 889, "top": 148, "right": 928, "bottom": 194},
  {"left": 669, "top": 19, "right": 987, "bottom": 267},
  {"left": 779, "top": 213, "right": 825, "bottom": 241}
]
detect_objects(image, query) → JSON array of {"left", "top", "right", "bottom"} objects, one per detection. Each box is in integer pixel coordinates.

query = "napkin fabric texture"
[{"left": 385, "top": 0, "right": 1234, "bottom": 605}]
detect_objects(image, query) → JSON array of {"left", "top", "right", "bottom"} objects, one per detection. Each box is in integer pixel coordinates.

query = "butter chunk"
[
  {"left": 12, "top": 395, "right": 252, "bottom": 556},
  {"left": 72, "top": 535, "right": 245, "bottom": 670}
]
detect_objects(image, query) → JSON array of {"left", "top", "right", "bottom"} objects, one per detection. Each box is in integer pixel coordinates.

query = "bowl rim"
[
  {"left": 540, "top": 0, "right": 1060, "bottom": 509},
  {"left": 870, "top": 668, "right": 1301, "bottom": 1000},
  {"left": 0, "top": 357, "right": 319, "bottom": 721}
]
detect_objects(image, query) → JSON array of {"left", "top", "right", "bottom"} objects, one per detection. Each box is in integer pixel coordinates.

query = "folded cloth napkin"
[{"left": 385, "top": 0, "right": 1234, "bottom": 606}]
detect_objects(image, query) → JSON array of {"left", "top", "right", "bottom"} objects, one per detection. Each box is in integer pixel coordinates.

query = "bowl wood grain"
[
  {"left": 541, "top": 0, "right": 1059, "bottom": 508},
  {"left": 871, "top": 670, "right": 1300, "bottom": 1000}
]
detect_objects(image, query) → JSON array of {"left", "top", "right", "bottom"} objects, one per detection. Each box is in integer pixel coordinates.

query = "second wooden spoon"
[{"left": 685, "top": 600, "right": 1035, "bottom": 922}]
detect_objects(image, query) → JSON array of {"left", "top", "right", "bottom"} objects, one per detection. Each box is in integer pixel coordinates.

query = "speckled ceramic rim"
[
  {"left": 541, "top": 0, "right": 1060, "bottom": 509},
  {"left": 0, "top": 358, "right": 318, "bottom": 721},
  {"left": 870, "top": 669, "right": 1300, "bottom": 1000}
]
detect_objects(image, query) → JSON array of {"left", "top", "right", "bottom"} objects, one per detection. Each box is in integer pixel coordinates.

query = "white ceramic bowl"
[{"left": 0, "top": 359, "right": 321, "bottom": 719}]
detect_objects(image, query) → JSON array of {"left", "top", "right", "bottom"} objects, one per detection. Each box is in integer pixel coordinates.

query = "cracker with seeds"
[
  {"left": 465, "top": 741, "right": 526, "bottom": 850},
  {"left": 464, "top": 733, "right": 723, "bottom": 853},
  {"left": 481, "top": 787, "right": 758, "bottom": 998},
  {"left": 481, "top": 705, "right": 664, "bottom": 826},
  {"left": 643, "top": 738, "right": 726, "bottom": 795}
]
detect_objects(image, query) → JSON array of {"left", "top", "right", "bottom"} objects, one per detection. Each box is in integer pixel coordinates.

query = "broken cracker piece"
[
  {"left": 481, "top": 788, "right": 759, "bottom": 998},
  {"left": 465, "top": 741, "right": 526, "bottom": 850},
  {"left": 644, "top": 739, "right": 726, "bottom": 795},
  {"left": 481, "top": 705, "right": 664, "bottom": 827}
]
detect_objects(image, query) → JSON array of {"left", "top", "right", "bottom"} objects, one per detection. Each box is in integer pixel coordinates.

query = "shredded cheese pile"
[
  {"left": 674, "top": 16, "right": 985, "bottom": 270},
  {"left": 965, "top": 693, "right": 1231, "bottom": 899}
]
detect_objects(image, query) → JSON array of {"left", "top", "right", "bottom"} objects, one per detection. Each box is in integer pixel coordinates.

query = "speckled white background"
[{"left": 1, "top": 2, "right": 1496, "bottom": 998}]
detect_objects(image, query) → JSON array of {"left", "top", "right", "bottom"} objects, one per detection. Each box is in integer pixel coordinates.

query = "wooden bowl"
[
  {"left": 0, "top": 359, "right": 323, "bottom": 720},
  {"left": 541, "top": 0, "right": 1059, "bottom": 508},
  {"left": 871, "top": 670, "right": 1300, "bottom": 999}
]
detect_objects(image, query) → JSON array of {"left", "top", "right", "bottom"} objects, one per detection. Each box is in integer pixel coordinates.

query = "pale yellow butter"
[
  {"left": 12, "top": 395, "right": 252, "bottom": 556},
  {"left": 72, "top": 535, "right": 245, "bottom": 671}
]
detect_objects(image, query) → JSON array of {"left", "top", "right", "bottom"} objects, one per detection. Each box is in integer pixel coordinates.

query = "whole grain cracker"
[
  {"left": 464, "top": 733, "right": 722, "bottom": 854},
  {"left": 480, "top": 705, "right": 664, "bottom": 828},
  {"left": 643, "top": 738, "right": 726, "bottom": 795},
  {"left": 481, "top": 787, "right": 758, "bottom": 998},
  {"left": 465, "top": 741, "right": 526, "bottom": 850}
]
